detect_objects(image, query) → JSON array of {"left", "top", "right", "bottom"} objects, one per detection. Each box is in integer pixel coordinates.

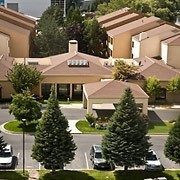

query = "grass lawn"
[
  {"left": 4, "top": 120, "right": 39, "bottom": 133},
  {"left": 76, "top": 120, "right": 174, "bottom": 134},
  {"left": 0, "top": 171, "right": 28, "bottom": 180},
  {"left": 39, "top": 170, "right": 180, "bottom": 180}
]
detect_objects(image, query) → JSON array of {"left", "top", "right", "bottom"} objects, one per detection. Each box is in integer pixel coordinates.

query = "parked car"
[
  {"left": 90, "top": 144, "right": 115, "bottom": 170},
  {"left": 0, "top": 144, "right": 13, "bottom": 169},
  {"left": 145, "top": 150, "right": 163, "bottom": 171}
]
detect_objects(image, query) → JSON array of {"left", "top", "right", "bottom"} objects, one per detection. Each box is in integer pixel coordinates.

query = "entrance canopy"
[{"left": 83, "top": 80, "right": 149, "bottom": 115}]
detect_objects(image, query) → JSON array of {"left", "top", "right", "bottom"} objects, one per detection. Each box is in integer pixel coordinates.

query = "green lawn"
[
  {"left": 4, "top": 120, "right": 38, "bottom": 133},
  {"left": 0, "top": 171, "right": 28, "bottom": 180},
  {"left": 76, "top": 120, "right": 174, "bottom": 134},
  {"left": 39, "top": 170, "right": 180, "bottom": 180}
]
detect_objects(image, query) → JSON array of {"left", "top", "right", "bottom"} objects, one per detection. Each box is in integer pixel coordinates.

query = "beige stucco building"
[{"left": 0, "top": 6, "right": 36, "bottom": 58}]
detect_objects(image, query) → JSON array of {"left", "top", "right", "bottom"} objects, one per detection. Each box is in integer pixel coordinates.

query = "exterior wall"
[
  {"left": 0, "top": 19, "right": 30, "bottom": 57},
  {"left": 166, "top": 46, "right": 180, "bottom": 68},
  {"left": 110, "top": 21, "right": 164, "bottom": 58},
  {"left": 0, "top": 81, "right": 14, "bottom": 99},
  {"left": 4, "top": 0, "right": 51, "bottom": 17},
  {"left": 131, "top": 39, "right": 140, "bottom": 58},
  {"left": 0, "top": 32, "right": 10, "bottom": 56},
  {"left": 161, "top": 42, "right": 168, "bottom": 64},
  {"left": 133, "top": 36, "right": 161, "bottom": 58}
]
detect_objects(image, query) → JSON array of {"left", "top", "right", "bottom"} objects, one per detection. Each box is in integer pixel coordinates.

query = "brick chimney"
[{"left": 69, "top": 40, "right": 78, "bottom": 53}]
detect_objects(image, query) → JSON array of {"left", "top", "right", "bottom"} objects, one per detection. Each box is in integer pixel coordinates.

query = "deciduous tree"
[
  {"left": 113, "top": 60, "right": 139, "bottom": 81},
  {"left": 102, "top": 87, "right": 151, "bottom": 170},
  {"left": 167, "top": 76, "right": 180, "bottom": 93},
  {"left": 32, "top": 86, "right": 77, "bottom": 173},
  {"left": 6, "top": 64, "right": 42, "bottom": 93},
  {"left": 164, "top": 116, "right": 180, "bottom": 163},
  {"left": 144, "top": 76, "right": 161, "bottom": 96},
  {"left": 9, "top": 89, "right": 42, "bottom": 122}
]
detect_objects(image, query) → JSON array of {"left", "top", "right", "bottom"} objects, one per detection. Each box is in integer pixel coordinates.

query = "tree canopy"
[
  {"left": 112, "top": 60, "right": 139, "bottom": 81},
  {"left": 144, "top": 76, "right": 161, "bottom": 96},
  {"left": 167, "top": 76, "right": 180, "bottom": 93},
  {"left": 164, "top": 116, "right": 180, "bottom": 163},
  {"left": 9, "top": 89, "right": 42, "bottom": 122},
  {"left": 102, "top": 87, "right": 151, "bottom": 170},
  {"left": 96, "top": 0, "right": 179, "bottom": 22},
  {"left": 32, "top": 86, "right": 77, "bottom": 173},
  {"left": 6, "top": 64, "right": 42, "bottom": 93}
]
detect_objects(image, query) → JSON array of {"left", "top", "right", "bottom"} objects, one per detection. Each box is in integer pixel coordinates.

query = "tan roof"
[
  {"left": 162, "top": 34, "right": 180, "bottom": 46},
  {"left": 102, "top": 13, "right": 144, "bottom": 31},
  {"left": 134, "top": 56, "right": 180, "bottom": 81},
  {"left": 0, "top": 55, "right": 13, "bottom": 81},
  {"left": 0, "top": 6, "right": 36, "bottom": 31},
  {"left": 133, "top": 24, "right": 180, "bottom": 41},
  {"left": 37, "top": 52, "right": 112, "bottom": 76},
  {"left": 97, "top": 7, "right": 131, "bottom": 24},
  {"left": 84, "top": 80, "right": 149, "bottom": 99},
  {"left": 107, "top": 16, "right": 164, "bottom": 37}
]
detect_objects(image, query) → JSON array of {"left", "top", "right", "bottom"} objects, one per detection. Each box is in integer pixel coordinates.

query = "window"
[
  {"left": 72, "top": 84, "right": 83, "bottom": 100},
  {"left": 41, "top": 84, "right": 52, "bottom": 99},
  {"left": 156, "top": 88, "right": 166, "bottom": 100},
  {"left": 132, "top": 41, "right": 134, "bottom": 48},
  {"left": 57, "top": 84, "right": 70, "bottom": 100},
  {"left": 67, "top": 60, "right": 89, "bottom": 67}
]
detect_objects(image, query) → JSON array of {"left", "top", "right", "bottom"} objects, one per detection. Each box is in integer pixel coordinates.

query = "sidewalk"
[{"left": 28, "top": 169, "right": 39, "bottom": 180}]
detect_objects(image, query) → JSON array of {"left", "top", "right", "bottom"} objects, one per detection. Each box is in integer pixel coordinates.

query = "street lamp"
[{"left": 22, "top": 118, "right": 26, "bottom": 175}]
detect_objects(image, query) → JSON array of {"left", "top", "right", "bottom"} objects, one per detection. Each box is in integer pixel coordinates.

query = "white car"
[
  {"left": 0, "top": 144, "right": 13, "bottom": 169},
  {"left": 145, "top": 150, "right": 163, "bottom": 171}
]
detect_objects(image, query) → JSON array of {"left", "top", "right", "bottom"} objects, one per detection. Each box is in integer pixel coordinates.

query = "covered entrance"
[{"left": 83, "top": 80, "right": 149, "bottom": 115}]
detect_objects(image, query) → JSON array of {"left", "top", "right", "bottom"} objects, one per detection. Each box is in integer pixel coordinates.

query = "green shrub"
[{"left": 85, "top": 113, "right": 97, "bottom": 127}]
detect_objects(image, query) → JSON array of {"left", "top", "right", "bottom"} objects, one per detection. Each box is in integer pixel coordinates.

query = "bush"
[{"left": 85, "top": 113, "right": 97, "bottom": 127}]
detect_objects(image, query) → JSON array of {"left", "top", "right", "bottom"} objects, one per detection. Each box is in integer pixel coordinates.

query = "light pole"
[{"left": 22, "top": 118, "right": 26, "bottom": 175}]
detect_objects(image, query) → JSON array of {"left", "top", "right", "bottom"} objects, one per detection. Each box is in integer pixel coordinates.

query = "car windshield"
[
  {"left": 0, "top": 151, "right": 11, "bottom": 157},
  {"left": 95, "top": 152, "right": 102, "bottom": 159},
  {"left": 146, "top": 154, "right": 158, "bottom": 161}
]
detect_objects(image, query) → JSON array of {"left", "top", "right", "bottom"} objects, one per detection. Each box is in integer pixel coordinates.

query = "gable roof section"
[
  {"left": 162, "top": 34, "right": 180, "bottom": 46},
  {"left": 135, "top": 56, "right": 180, "bottom": 81},
  {"left": 97, "top": 7, "right": 131, "bottom": 24},
  {"left": 41, "top": 52, "right": 112, "bottom": 76},
  {"left": 84, "top": 80, "right": 148, "bottom": 99},
  {"left": 102, "top": 13, "right": 144, "bottom": 31},
  {"left": 133, "top": 24, "right": 180, "bottom": 41},
  {"left": 107, "top": 16, "right": 164, "bottom": 37},
  {"left": 0, "top": 6, "right": 36, "bottom": 31}
]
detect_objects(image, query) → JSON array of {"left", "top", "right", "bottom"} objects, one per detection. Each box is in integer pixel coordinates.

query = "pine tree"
[
  {"left": 31, "top": 86, "right": 77, "bottom": 173},
  {"left": 102, "top": 87, "right": 151, "bottom": 170},
  {"left": 0, "top": 134, "right": 7, "bottom": 152},
  {"left": 164, "top": 116, "right": 180, "bottom": 163}
]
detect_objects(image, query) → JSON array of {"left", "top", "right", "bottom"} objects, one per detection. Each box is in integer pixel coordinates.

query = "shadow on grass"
[
  {"left": 40, "top": 170, "right": 95, "bottom": 180},
  {"left": 0, "top": 171, "right": 28, "bottom": 180},
  {"left": 18, "top": 121, "right": 38, "bottom": 133},
  {"left": 114, "top": 170, "right": 176, "bottom": 180}
]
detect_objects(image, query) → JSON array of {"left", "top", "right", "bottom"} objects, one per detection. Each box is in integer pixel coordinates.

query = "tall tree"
[
  {"left": 83, "top": 18, "right": 108, "bottom": 57},
  {"left": 102, "top": 87, "right": 151, "bottom": 170},
  {"left": 32, "top": 86, "right": 77, "bottom": 173},
  {"left": 9, "top": 89, "right": 42, "bottom": 122},
  {"left": 0, "top": 134, "right": 7, "bottom": 152},
  {"left": 164, "top": 116, "right": 180, "bottom": 163},
  {"left": 6, "top": 64, "right": 42, "bottom": 93},
  {"left": 112, "top": 59, "right": 139, "bottom": 81}
]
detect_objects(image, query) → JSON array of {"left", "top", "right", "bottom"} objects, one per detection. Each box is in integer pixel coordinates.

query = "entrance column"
[
  {"left": 70, "top": 84, "right": 72, "bottom": 99},
  {"left": 87, "top": 100, "right": 93, "bottom": 114},
  {"left": 142, "top": 99, "right": 148, "bottom": 115}
]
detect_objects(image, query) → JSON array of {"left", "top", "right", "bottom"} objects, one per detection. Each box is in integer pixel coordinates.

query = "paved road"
[{"left": 0, "top": 107, "right": 179, "bottom": 170}]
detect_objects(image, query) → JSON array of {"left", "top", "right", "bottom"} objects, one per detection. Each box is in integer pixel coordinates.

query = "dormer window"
[{"left": 67, "top": 59, "right": 89, "bottom": 67}]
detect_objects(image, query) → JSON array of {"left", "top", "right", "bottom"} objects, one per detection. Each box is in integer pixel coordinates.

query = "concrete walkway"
[
  {"left": 68, "top": 120, "right": 81, "bottom": 134},
  {"left": 28, "top": 169, "right": 39, "bottom": 180}
]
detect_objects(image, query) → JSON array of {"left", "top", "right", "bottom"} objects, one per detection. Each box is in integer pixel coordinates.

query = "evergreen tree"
[
  {"left": 164, "top": 116, "right": 180, "bottom": 163},
  {"left": 102, "top": 87, "right": 151, "bottom": 170},
  {"left": 32, "top": 86, "right": 77, "bottom": 173},
  {"left": 0, "top": 134, "right": 7, "bottom": 152}
]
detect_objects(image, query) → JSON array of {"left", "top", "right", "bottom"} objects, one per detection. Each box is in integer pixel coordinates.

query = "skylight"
[{"left": 67, "top": 59, "right": 89, "bottom": 67}]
